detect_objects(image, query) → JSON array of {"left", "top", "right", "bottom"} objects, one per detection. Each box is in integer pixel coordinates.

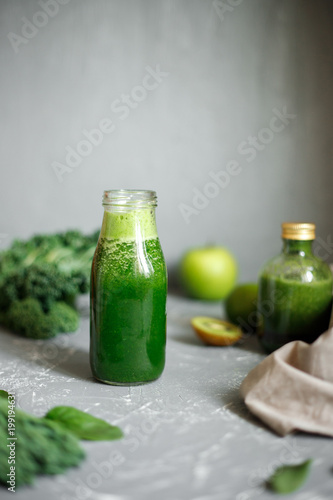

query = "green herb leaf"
[
  {"left": 44, "top": 406, "right": 123, "bottom": 441},
  {"left": 0, "top": 390, "right": 9, "bottom": 399},
  {"left": 268, "top": 459, "right": 313, "bottom": 494}
]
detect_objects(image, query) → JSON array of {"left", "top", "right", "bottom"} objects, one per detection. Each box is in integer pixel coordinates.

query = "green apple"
[
  {"left": 225, "top": 283, "right": 258, "bottom": 332},
  {"left": 179, "top": 246, "right": 238, "bottom": 300}
]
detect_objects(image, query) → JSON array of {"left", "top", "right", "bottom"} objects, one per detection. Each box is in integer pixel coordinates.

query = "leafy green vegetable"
[
  {"left": 0, "top": 229, "right": 99, "bottom": 293},
  {"left": 0, "top": 263, "right": 79, "bottom": 312},
  {"left": 3, "top": 298, "right": 79, "bottom": 339},
  {"left": 0, "top": 229, "right": 99, "bottom": 338},
  {"left": 0, "top": 398, "right": 85, "bottom": 487},
  {"left": 45, "top": 406, "right": 123, "bottom": 441},
  {"left": 0, "top": 394, "right": 124, "bottom": 488},
  {"left": 267, "top": 459, "right": 313, "bottom": 494}
]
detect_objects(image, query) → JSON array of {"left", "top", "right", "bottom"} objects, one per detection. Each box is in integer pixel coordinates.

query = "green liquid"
[
  {"left": 90, "top": 210, "right": 167, "bottom": 385},
  {"left": 258, "top": 274, "right": 332, "bottom": 353}
]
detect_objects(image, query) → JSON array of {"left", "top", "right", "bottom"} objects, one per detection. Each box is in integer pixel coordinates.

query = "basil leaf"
[
  {"left": 44, "top": 406, "right": 123, "bottom": 441},
  {"left": 268, "top": 459, "right": 313, "bottom": 494},
  {"left": 0, "top": 390, "right": 9, "bottom": 399}
]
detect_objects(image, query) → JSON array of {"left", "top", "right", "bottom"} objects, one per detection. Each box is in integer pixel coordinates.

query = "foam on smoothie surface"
[{"left": 101, "top": 209, "right": 157, "bottom": 240}]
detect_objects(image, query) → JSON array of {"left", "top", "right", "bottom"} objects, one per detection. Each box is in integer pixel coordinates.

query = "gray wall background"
[{"left": 1, "top": 0, "right": 332, "bottom": 282}]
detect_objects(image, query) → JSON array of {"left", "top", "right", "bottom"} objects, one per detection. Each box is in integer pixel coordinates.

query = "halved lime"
[{"left": 191, "top": 316, "right": 242, "bottom": 346}]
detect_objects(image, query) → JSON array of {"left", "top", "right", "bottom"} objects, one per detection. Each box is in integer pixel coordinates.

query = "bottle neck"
[
  {"left": 100, "top": 190, "right": 158, "bottom": 240},
  {"left": 282, "top": 238, "right": 314, "bottom": 257}
]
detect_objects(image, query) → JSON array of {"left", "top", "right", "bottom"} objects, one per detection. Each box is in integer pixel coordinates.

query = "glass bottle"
[
  {"left": 257, "top": 222, "right": 332, "bottom": 353},
  {"left": 90, "top": 190, "right": 167, "bottom": 385}
]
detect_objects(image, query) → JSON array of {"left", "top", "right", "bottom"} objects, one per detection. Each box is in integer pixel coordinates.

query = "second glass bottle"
[{"left": 257, "top": 222, "right": 332, "bottom": 353}]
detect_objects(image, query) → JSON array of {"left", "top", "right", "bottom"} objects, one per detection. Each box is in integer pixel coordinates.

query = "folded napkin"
[{"left": 240, "top": 328, "right": 333, "bottom": 437}]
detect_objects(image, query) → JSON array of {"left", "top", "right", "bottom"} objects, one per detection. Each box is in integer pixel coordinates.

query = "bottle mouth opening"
[{"left": 103, "top": 190, "right": 157, "bottom": 209}]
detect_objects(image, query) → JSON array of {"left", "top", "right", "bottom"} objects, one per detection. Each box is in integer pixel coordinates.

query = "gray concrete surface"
[{"left": 0, "top": 294, "right": 332, "bottom": 500}]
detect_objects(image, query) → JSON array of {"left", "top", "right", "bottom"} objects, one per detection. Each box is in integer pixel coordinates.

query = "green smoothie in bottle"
[
  {"left": 90, "top": 190, "right": 167, "bottom": 385},
  {"left": 257, "top": 222, "right": 333, "bottom": 353}
]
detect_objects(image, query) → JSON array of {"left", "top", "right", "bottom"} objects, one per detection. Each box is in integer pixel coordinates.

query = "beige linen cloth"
[{"left": 240, "top": 328, "right": 333, "bottom": 437}]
